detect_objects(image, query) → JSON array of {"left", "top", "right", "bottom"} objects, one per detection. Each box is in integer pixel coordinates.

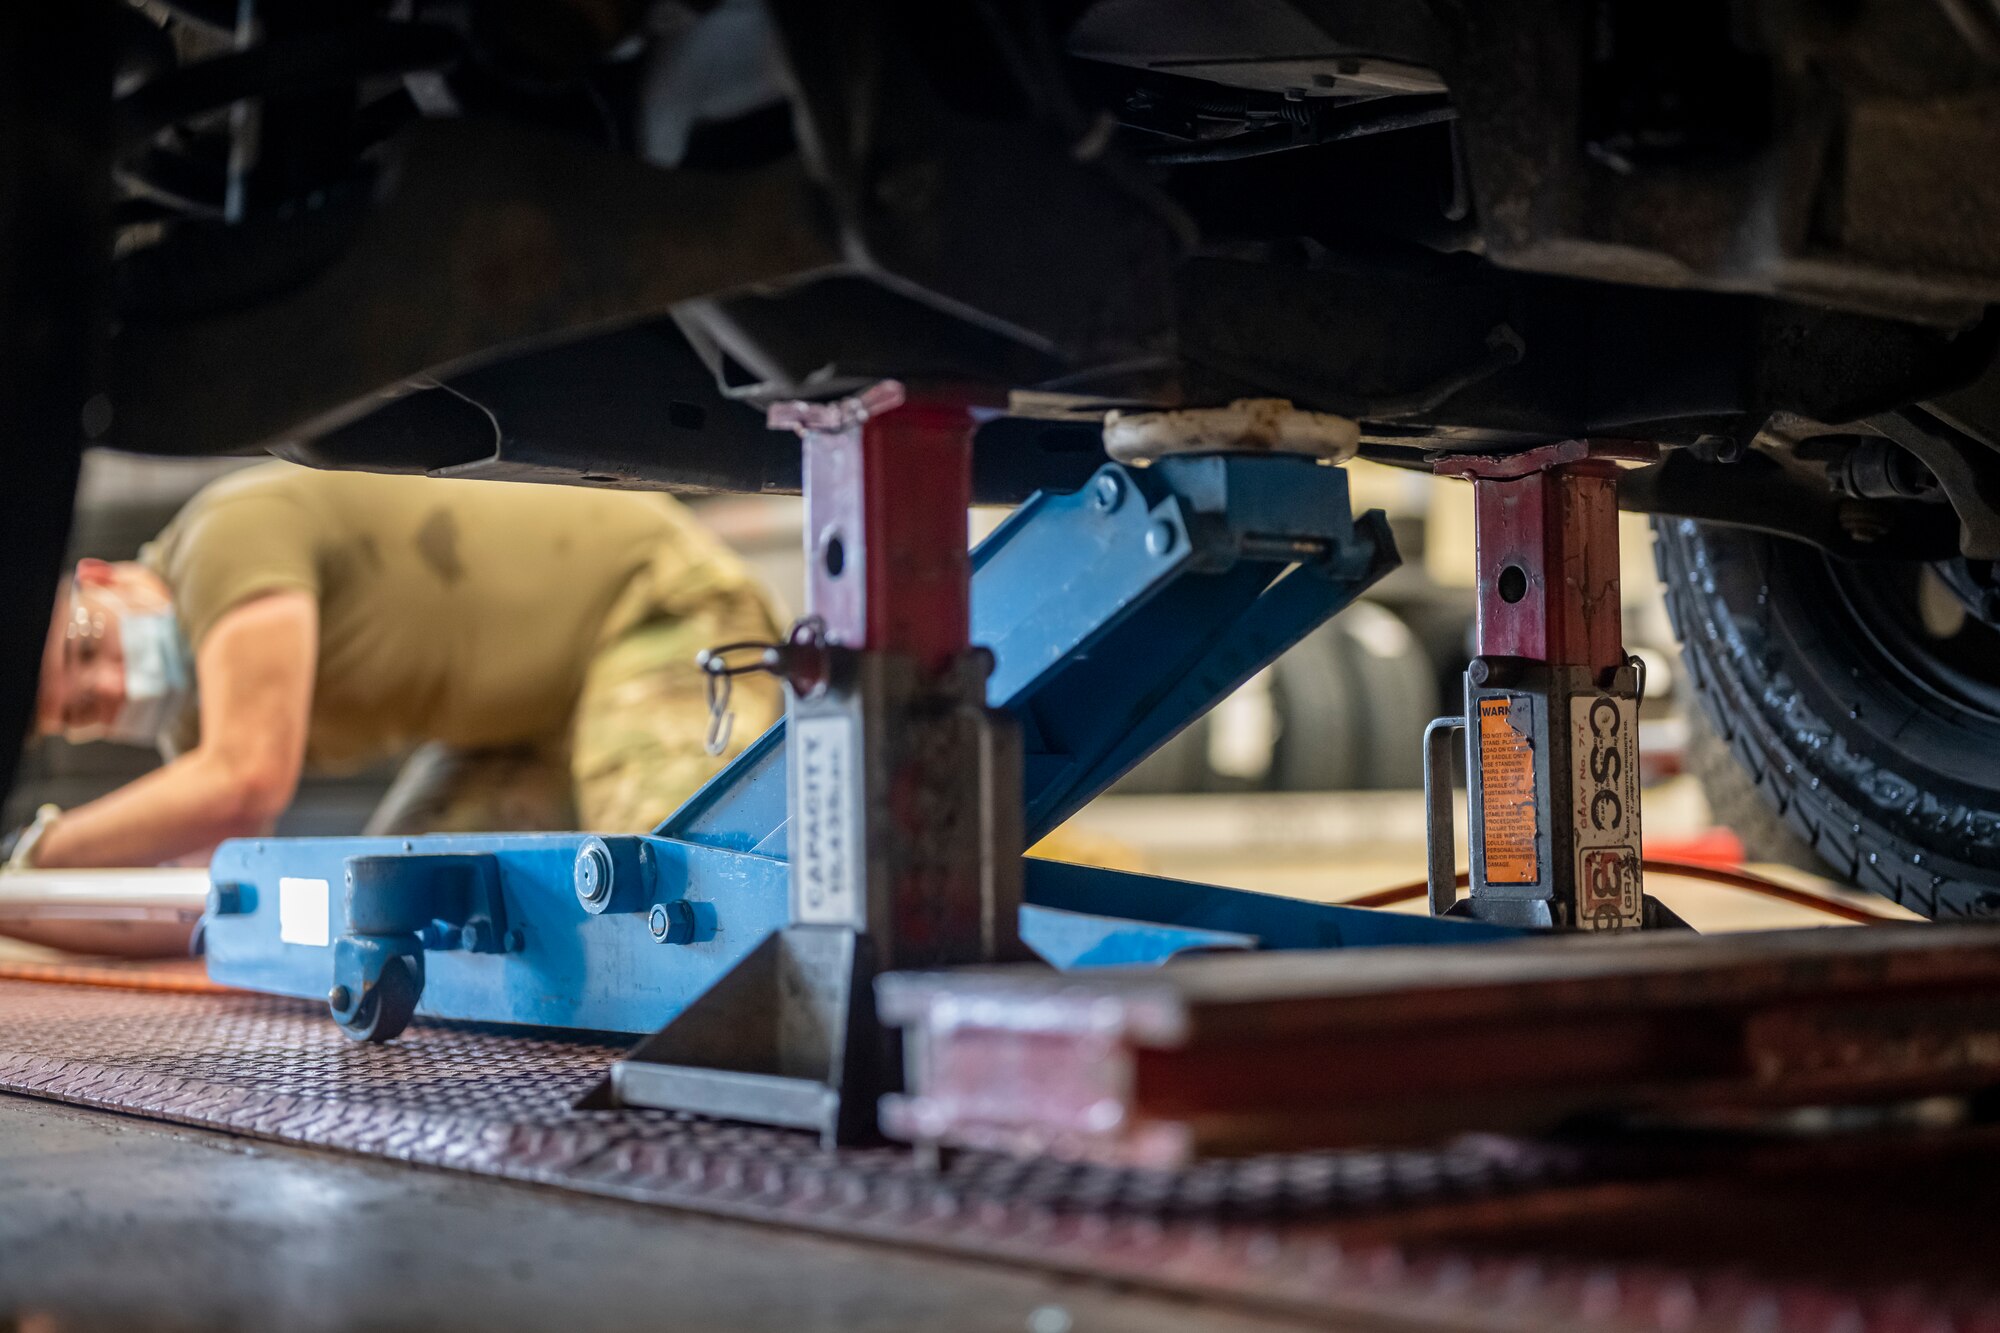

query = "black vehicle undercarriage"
[
  {"left": 10, "top": 0, "right": 2000, "bottom": 910},
  {"left": 80, "top": 2, "right": 2000, "bottom": 477}
]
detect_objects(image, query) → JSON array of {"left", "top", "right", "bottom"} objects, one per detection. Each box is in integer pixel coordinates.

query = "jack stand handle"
[{"left": 1423, "top": 715, "right": 1466, "bottom": 916}]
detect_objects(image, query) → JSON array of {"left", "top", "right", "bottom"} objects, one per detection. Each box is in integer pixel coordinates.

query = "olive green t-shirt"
[{"left": 142, "top": 463, "right": 747, "bottom": 772}]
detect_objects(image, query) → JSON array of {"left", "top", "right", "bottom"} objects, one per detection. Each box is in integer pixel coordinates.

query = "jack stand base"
[
  {"left": 1446, "top": 894, "right": 1690, "bottom": 932},
  {"left": 582, "top": 927, "right": 891, "bottom": 1145}
]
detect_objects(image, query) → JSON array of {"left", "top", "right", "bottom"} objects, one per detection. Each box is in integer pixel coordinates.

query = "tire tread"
[{"left": 1653, "top": 518, "right": 2000, "bottom": 919}]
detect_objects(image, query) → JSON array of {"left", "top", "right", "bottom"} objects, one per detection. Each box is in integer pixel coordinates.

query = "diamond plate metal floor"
[{"left": 4, "top": 978, "right": 2000, "bottom": 1332}]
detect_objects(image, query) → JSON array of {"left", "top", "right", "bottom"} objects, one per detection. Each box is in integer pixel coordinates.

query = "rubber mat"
[{"left": 1, "top": 978, "right": 1996, "bottom": 1332}]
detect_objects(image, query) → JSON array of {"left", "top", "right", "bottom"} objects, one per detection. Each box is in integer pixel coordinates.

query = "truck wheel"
[
  {"left": 1681, "top": 702, "right": 1827, "bottom": 875},
  {"left": 1653, "top": 516, "right": 2000, "bottom": 918}
]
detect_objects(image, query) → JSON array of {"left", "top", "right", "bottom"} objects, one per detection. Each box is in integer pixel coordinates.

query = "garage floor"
[
  {"left": 0, "top": 1098, "right": 1320, "bottom": 1333},
  {"left": 9, "top": 963, "right": 2000, "bottom": 1332}
]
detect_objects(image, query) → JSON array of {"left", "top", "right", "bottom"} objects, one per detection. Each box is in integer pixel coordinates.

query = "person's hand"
[{"left": 3, "top": 804, "right": 62, "bottom": 870}]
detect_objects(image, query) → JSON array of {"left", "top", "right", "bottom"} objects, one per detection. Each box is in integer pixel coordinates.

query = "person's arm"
[{"left": 31, "top": 590, "right": 318, "bottom": 869}]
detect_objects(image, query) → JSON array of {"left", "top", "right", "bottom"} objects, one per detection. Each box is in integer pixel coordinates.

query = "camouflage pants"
[
  {"left": 567, "top": 589, "right": 783, "bottom": 832},
  {"left": 365, "top": 556, "right": 784, "bottom": 837}
]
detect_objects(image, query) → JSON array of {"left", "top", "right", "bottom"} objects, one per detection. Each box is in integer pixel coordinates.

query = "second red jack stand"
[{"left": 1426, "top": 440, "right": 1682, "bottom": 931}]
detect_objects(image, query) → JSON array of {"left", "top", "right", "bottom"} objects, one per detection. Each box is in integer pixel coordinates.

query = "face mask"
[{"left": 104, "top": 609, "right": 194, "bottom": 748}]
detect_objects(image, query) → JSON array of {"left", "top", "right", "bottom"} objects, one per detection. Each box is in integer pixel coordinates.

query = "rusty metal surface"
[
  {"left": 1431, "top": 439, "right": 1660, "bottom": 483},
  {"left": 880, "top": 927, "right": 2000, "bottom": 1164},
  {"left": 1455, "top": 453, "right": 1630, "bottom": 672},
  {"left": 5, "top": 978, "right": 2000, "bottom": 1331}
]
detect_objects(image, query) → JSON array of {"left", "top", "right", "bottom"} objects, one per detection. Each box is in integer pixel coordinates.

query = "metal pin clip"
[
  {"left": 694, "top": 617, "right": 832, "bottom": 756},
  {"left": 695, "top": 643, "right": 764, "bottom": 757}
]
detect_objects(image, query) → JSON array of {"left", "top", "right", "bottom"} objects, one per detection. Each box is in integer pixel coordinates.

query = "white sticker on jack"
[
  {"left": 790, "top": 715, "right": 860, "bottom": 927},
  {"left": 1571, "top": 695, "right": 1644, "bottom": 930},
  {"left": 278, "top": 876, "right": 331, "bottom": 947}
]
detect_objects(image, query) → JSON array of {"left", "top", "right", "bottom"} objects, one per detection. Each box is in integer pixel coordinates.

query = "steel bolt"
[
  {"left": 575, "top": 842, "right": 613, "bottom": 907},
  {"left": 502, "top": 928, "right": 525, "bottom": 953},
  {"left": 327, "top": 985, "right": 352, "bottom": 1014},
  {"left": 648, "top": 900, "right": 697, "bottom": 945},
  {"left": 1145, "top": 520, "right": 1177, "bottom": 557},
  {"left": 1092, "top": 472, "right": 1125, "bottom": 512},
  {"left": 459, "top": 923, "right": 485, "bottom": 951}
]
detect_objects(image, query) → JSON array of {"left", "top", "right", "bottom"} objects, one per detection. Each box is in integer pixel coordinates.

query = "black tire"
[
  {"left": 1269, "top": 625, "right": 1362, "bottom": 791},
  {"left": 335, "top": 956, "right": 423, "bottom": 1043},
  {"left": 1271, "top": 605, "right": 1436, "bottom": 791},
  {"left": 1680, "top": 702, "right": 1827, "bottom": 875},
  {"left": 1331, "top": 602, "right": 1437, "bottom": 791},
  {"left": 1108, "top": 716, "right": 1212, "bottom": 795},
  {"left": 1653, "top": 517, "right": 2000, "bottom": 918},
  {"left": 1114, "top": 601, "right": 1439, "bottom": 795}
]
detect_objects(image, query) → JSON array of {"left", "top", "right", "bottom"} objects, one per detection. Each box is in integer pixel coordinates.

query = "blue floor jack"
[{"left": 202, "top": 385, "right": 1524, "bottom": 1143}]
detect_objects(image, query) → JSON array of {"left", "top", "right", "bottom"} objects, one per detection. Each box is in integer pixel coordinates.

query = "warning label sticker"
[
  {"left": 1572, "top": 694, "right": 1644, "bottom": 930},
  {"left": 790, "top": 714, "right": 860, "bottom": 927},
  {"left": 1477, "top": 694, "right": 1539, "bottom": 885}
]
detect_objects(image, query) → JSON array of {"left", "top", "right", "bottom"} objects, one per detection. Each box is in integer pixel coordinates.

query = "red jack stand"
[
  {"left": 1425, "top": 440, "right": 1683, "bottom": 930},
  {"left": 599, "top": 382, "right": 1027, "bottom": 1144}
]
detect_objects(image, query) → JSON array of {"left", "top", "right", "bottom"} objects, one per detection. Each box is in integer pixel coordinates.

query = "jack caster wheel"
[{"left": 331, "top": 956, "right": 422, "bottom": 1043}]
